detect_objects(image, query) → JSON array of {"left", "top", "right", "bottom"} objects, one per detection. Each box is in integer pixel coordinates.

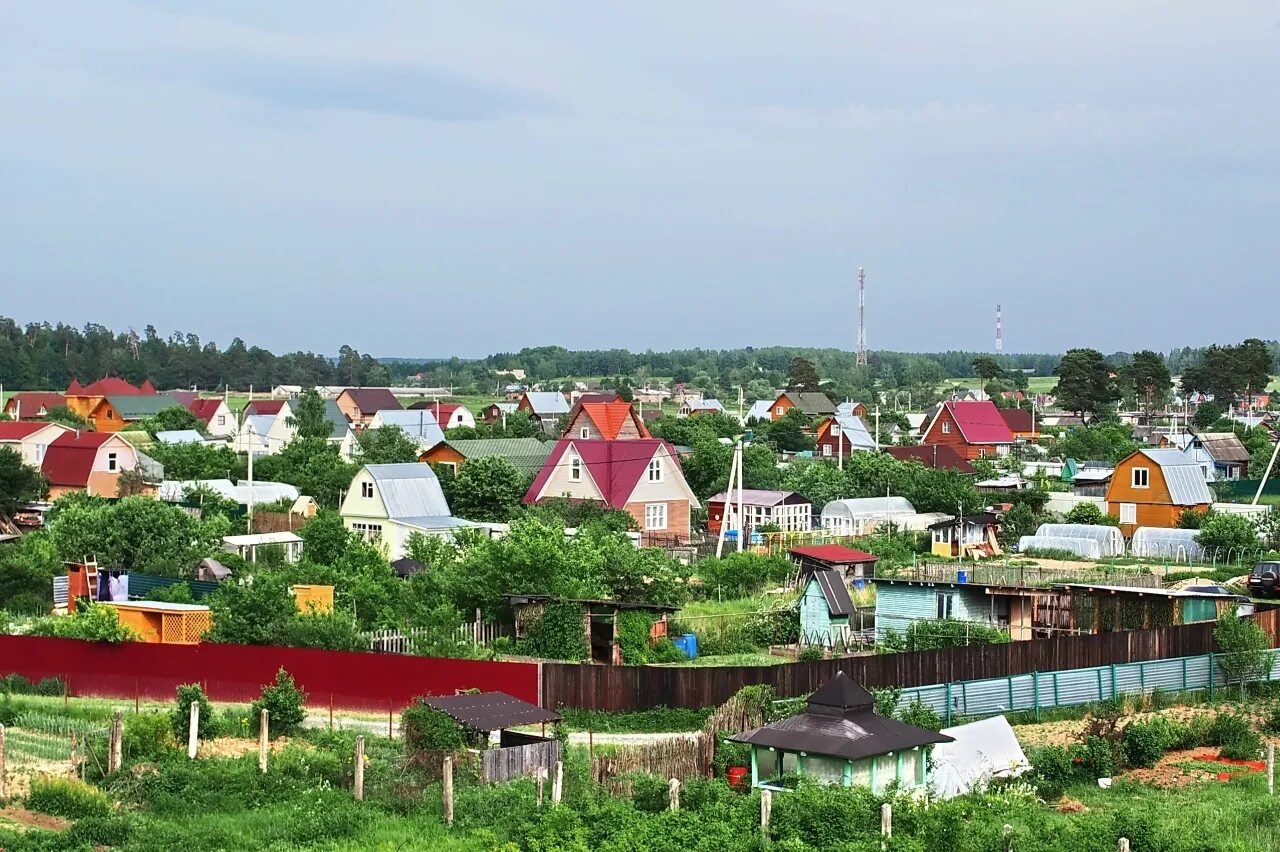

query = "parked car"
[
  {"left": 1247, "top": 562, "right": 1280, "bottom": 598},
  {"left": 1182, "top": 584, "right": 1249, "bottom": 602}
]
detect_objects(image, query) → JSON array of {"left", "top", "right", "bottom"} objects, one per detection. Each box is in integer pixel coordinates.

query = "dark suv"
[{"left": 1248, "top": 562, "right": 1280, "bottom": 598}]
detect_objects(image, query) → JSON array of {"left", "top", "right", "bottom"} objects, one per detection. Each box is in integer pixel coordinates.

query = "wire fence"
[{"left": 897, "top": 648, "right": 1280, "bottom": 727}]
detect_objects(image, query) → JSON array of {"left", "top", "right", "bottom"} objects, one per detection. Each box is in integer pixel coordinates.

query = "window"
[
  {"left": 644, "top": 503, "right": 668, "bottom": 530},
  {"left": 830, "top": 424, "right": 841, "bottom": 437},
  {"left": 106, "top": 452, "right": 118, "bottom": 472},
  {"left": 361, "top": 481, "right": 374, "bottom": 499},
  {"left": 351, "top": 522, "right": 382, "bottom": 542},
  {"left": 941, "top": 421, "right": 950, "bottom": 434},
  {"left": 35, "top": 444, "right": 46, "bottom": 463},
  {"left": 1120, "top": 503, "right": 1137, "bottom": 525},
  {"left": 648, "top": 458, "right": 663, "bottom": 482},
  {"left": 580, "top": 427, "right": 590, "bottom": 439},
  {"left": 570, "top": 458, "right": 582, "bottom": 481},
  {"left": 936, "top": 592, "right": 955, "bottom": 619},
  {"left": 822, "top": 444, "right": 832, "bottom": 457},
  {"left": 217, "top": 415, "right": 226, "bottom": 426},
  {"left": 775, "top": 406, "right": 785, "bottom": 416},
  {"left": 106, "top": 409, "right": 114, "bottom": 420},
  {"left": 1132, "top": 467, "right": 1149, "bottom": 488},
  {"left": 978, "top": 448, "right": 988, "bottom": 459}
]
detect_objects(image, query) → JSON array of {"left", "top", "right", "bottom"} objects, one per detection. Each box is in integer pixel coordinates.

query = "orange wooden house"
[
  {"left": 560, "top": 398, "right": 650, "bottom": 441},
  {"left": 64, "top": 377, "right": 156, "bottom": 422},
  {"left": 1104, "top": 449, "right": 1213, "bottom": 536},
  {"left": 920, "top": 401, "right": 1015, "bottom": 461}
]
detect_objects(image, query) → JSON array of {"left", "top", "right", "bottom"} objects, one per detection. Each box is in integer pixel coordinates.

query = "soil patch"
[
  {"left": 197, "top": 736, "right": 301, "bottom": 759},
  {"left": 0, "top": 807, "right": 70, "bottom": 833}
]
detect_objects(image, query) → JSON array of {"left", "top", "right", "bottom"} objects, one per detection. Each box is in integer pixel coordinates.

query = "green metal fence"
[{"left": 898, "top": 648, "right": 1280, "bottom": 727}]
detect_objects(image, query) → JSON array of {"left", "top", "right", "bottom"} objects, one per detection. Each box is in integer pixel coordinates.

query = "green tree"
[
  {"left": 1064, "top": 502, "right": 1118, "bottom": 526},
  {"left": 27, "top": 602, "right": 140, "bottom": 643},
  {"left": 354, "top": 425, "right": 419, "bottom": 464},
  {"left": 971, "top": 356, "right": 1005, "bottom": 394},
  {"left": 998, "top": 503, "right": 1038, "bottom": 548},
  {"left": 450, "top": 456, "right": 528, "bottom": 522},
  {"left": 787, "top": 357, "right": 821, "bottom": 393},
  {"left": 141, "top": 405, "right": 206, "bottom": 437},
  {"left": 1053, "top": 423, "right": 1138, "bottom": 465},
  {"left": 297, "top": 510, "right": 354, "bottom": 566},
  {"left": 1053, "top": 348, "right": 1120, "bottom": 423},
  {"left": 286, "top": 389, "right": 333, "bottom": 440},
  {"left": 1182, "top": 339, "right": 1274, "bottom": 403},
  {"left": 780, "top": 459, "right": 848, "bottom": 509},
  {"left": 0, "top": 446, "right": 46, "bottom": 515},
  {"left": 251, "top": 669, "right": 308, "bottom": 737},
  {"left": 1193, "top": 402, "right": 1224, "bottom": 430},
  {"left": 48, "top": 495, "right": 228, "bottom": 575},
  {"left": 41, "top": 406, "right": 89, "bottom": 429},
  {"left": 1213, "top": 611, "right": 1271, "bottom": 699},
  {"left": 144, "top": 441, "right": 246, "bottom": 481},
  {"left": 115, "top": 467, "right": 151, "bottom": 497},
  {"left": 1196, "top": 513, "right": 1259, "bottom": 555},
  {"left": 757, "top": 408, "right": 814, "bottom": 453},
  {"left": 1123, "top": 350, "right": 1172, "bottom": 417},
  {"left": 204, "top": 573, "right": 298, "bottom": 645},
  {"left": 254, "top": 438, "right": 358, "bottom": 509}
]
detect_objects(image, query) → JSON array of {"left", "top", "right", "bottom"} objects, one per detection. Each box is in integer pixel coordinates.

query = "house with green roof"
[
  {"left": 88, "top": 394, "right": 186, "bottom": 433},
  {"left": 421, "top": 437, "right": 553, "bottom": 477}
]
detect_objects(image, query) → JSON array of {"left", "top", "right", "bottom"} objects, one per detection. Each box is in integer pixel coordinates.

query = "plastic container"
[
  {"left": 727, "top": 766, "right": 749, "bottom": 788},
  {"left": 957, "top": 569, "right": 969, "bottom": 584},
  {"left": 678, "top": 633, "right": 698, "bottom": 660},
  {"left": 853, "top": 578, "right": 866, "bottom": 591}
]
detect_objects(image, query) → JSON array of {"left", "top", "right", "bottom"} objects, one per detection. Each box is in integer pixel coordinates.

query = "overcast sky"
[{"left": 2, "top": 3, "right": 1277, "bottom": 358}]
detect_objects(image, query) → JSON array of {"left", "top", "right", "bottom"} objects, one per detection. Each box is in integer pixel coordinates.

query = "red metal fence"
[{"left": 0, "top": 635, "right": 540, "bottom": 712}]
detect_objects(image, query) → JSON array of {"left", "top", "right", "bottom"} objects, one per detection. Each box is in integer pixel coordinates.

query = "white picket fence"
[{"left": 363, "top": 621, "right": 510, "bottom": 655}]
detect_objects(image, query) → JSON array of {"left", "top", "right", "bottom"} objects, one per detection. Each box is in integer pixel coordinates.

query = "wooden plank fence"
[
  {"left": 482, "top": 738, "right": 561, "bottom": 783},
  {"left": 542, "top": 613, "right": 1280, "bottom": 711}
]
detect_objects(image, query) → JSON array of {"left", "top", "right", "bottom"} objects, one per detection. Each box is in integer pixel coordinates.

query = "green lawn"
[{"left": 667, "top": 652, "right": 787, "bottom": 667}]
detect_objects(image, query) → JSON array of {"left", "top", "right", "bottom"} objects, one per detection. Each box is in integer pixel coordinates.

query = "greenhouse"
[
  {"left": 820, "top": 497, "right": 916, "bottom": 536},
  {"left": 1130, "top": 527, "right": 1206, "bottom": 562},
  {"left": 1018, "top": 524, "right": 1125, "bottom": 559}
]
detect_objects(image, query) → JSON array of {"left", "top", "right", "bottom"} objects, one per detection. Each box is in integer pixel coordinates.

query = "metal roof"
[
  {"left": 1192, "top": 433, "right": 1252, "bottom": 463},
  {"left": 104, "top": 394, "right": 184, "bottom": 419},
  {"left": 811, "top": 569, "right": 854, "bottom": 618},
  {"left": 821, "top": 496, "right": 916, "bottom": 519},
  {"left": 420, "top": 691, "right": 561, "bottom": 732},
  {"left": 448, "top": 438, "right": 553, "bottom": 476},
  {"left": 154, "top": 430, "right": 209, "bottom": 445},
  {"left": 833, "top": 415, "right": 876, "bottom": 450},
  {"left": 745, "top": 400, "right": 774, "bottom": 421},
  {"left": 706, "top": 489, "right": 806, "bottom": 506},
  {"left": 368, "top": 409, "right": 446, "bottom": 447},
  {"left": 365, "top": 463, "right": 452, "bottom": 519},
  {"left": 1137, "top": 449, "right": 1214, "bottom": 505},
  {"left": 522, "top": 392, "right": 570, "bottom": 415}
]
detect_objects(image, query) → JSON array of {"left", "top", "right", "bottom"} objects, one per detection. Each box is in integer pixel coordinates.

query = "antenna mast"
[
  {"left": 856, "top": 267, "right": 868, "bottom": 367},
  {"left": 995, "top": 304, "right": 1004, "bottom": 354}
]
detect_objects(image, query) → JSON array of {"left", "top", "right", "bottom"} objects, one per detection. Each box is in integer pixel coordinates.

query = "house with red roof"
[
  {"left": 2, "top": 392, "right": 67, "bottom": 420},
  {"left": 0, "top": 421, "right": 73, "bottom": 467},
  {"left": 523, "top": 439, "right": 698, "bottom": 540},
  {"left": 41, "top": 431, "right": 144, "bottom": 499},
  {"left": 243, "top": 399, "right": 288, "bottom": 418},
  {"left": 335, "top": 388, "right": 402, "bottom": 427},
  {"left": 920, "top": 401, "right": 1015, "bottom": 461},
  {"left": 560, "top": 399, "right": 650, "bottom": 441},
  {"left": 407, "top": 401, "right": 476, "bottom": 430},
  {"left": 187, "top": 398, "right": 235, "bottom": 438}
]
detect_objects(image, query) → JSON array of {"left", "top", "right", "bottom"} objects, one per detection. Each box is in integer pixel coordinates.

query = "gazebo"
[{"left": 731, "top": 672, "right": 952, "bottom": 792}]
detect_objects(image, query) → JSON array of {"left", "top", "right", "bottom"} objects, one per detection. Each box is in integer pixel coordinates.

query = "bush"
[
  {"left": 646, "top": 637, "right": 687, "bottom": 664},
  {"left": 1207, "top": 713, "right": 1261, "bottom": 760},
  {"left": 401, "top": 700, "right": 482, "bottom": 754},
  {"left": 796, "top": 647, "right": 825, "bottom": 662},
  {"left": 26, "top": 776, "right": 112, "bottom": 820},
  {"left": 124, "top": 711, "right": 177, "bottom": 764},
  {"left": 251, "top": 668, "right": 308, "bottom": 738},
  {"left": 171, "top": 683, "right": 219, "bottom": 743},
  {"left": 1073, "top": 735, "right": 1117, "bottom": 779},
  {"left": 67, "top": 814, "right": 135, "bottom": 847},
  {"left": 1122, "top": 719, "right": 1170, "bottom": 768},
  {"left": 712, "top": 736, "right": 752, "bottom": 778},
  {"left": 897, "top": 699, "right": 943, "bottom": 732},
  {"left": 1266, "top": 706, "right": 1280, "bottom": 735},
  {"left": 1026, "top": 745, "right": 1076, "bottom": 800},
  {"left": 557, "top": 706, "right": 713, "bottom": 733},
  {"left": 517, "top": 602, "right": 589, "bottom": 661},
  {"left": 26, "top": 602, "right": 140, "bottom": 643}
]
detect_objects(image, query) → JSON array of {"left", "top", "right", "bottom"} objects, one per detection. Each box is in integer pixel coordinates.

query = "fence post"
[
  {"left": 945, "top": 682, "right": 952, "bottom": 727},
  {"left": 536, "top": 766, "right": 546, "bottom": 808},
  {"left": 187, "top": 701, "right": 199, "bottom": 759},
  {"left": 553, "top": 760, "right": 563, "bottom": 805},
  {"left": 1208, "top": 652, "right": 1215, "bottom": 702},
  {"left": 109, "top": 710, "right": 123, "bottom": 773},
  {"left": 444, "top": 755, "right": 454, "bottom": 826},
  {"left": 0, "top": 724, "right": 5, "bottom": 801},
  {"left": 354, "top": 736, "right": 365, "bottom": 801},
  {"left": 760, "top": 789, "right": 772, "bottom": 833},
  {"left": 1269, "top": 743, "right": 1275, "bottom": 796},
  {"left": 1033, "top": 671, "right": 1040, "bottom": 722},
  {"left": 259, "top": 709, "right": 270, "bottom": 773},
  {"left": 668, "top": 777, "right": 681, "bottom": 811},
  {"left": 1118, "top": 839, "right": 1130, "bottom": 852},
  {"left": 1109, "top": 664, "right": 1117, "bottom": 700},
  {"left": 881, "top": 802, "right": 892, "bottom": 838}
]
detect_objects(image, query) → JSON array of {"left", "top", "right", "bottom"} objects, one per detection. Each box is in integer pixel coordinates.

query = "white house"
[
  {"left": 365, "top": 409, "right": 446, "bottom": 451},
  {"left": 0, "top": 422, "right": 73, "bottom": 467},
  {"left": 265, "top": 399, "right": 356, "bottom": 460},
  {"left": 233, "top": 414, "right": 276, "bottom": 457},
  {"left": 339, "top": 463, "right": 483, "bottom": 559}
]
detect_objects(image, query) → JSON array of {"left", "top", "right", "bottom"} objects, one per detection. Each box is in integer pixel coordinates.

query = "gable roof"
[
  {"left": 368, "top": 409, "right": 446, "bottom": 448},
  {"left": 364, "top": 463, "right": 453, "bottom": 520},
  {"left": 0, "top": 422, "right": 68, "bottom": 441},
  {"left": 240, "top": 415, "right": 275, "bottom": 440},
  {"left": 444, "top": 438, "right": 554, "bottom": 476},
  {"left": 1191, "top": 432, "right": 1251, "bottom": 463},
  {"left": 1128, "top": 449, "right": 1214, "bottom": 505},
  {"left": 745, "top": 400, "right": 774, "bottom": 422},
  {"left": 885, "top": 444, "right": 976, "bottom": 474},
  {"left": 102, "top": 394, "right": 183, "bottom": 420},
  {"left": 929, "top": 401, "right": 1015, "bottom": 445},
  {"left": 998, "top": 407, "right": 1035, "bottom": 434},
  {"left": 778, "top": 392, "right": 836, "bottom": 416},
  {"left": 165, "top": 390, "right": 199, "bottom": 406},
  {"left": 154, "top": 430, "right": 209, "bottom": 445},
  {"left": 73, "top": 377, "right": 151, "bottom": 397},
  {"left": 521, "top": 392, "right": 571, "bottom": 416},
  {"left": 42, "top": 431, "right": 129, "bottom": 486},
  {"left": 340, "top": 388, "right": 402, "bottom": 415},
  {"left": 321, "top": 400, "right": 353, "bottom": 440},
  {"left": 567, "top": 400, "right": 651, "bottom": 440},
  {"left": 4, "top": 392, "right": 67, "bottom": 416},
  {"left": 187, "top": 398, "right": 225, "bottom": 424},
  {"left": 790, "top": 545, "right": 879, "bottom": 564},
  {"left": 244, "top": 400, "right": 287, "bottom": 416},
  {"left": 524, "top": 439, "right": 691, "bottom": 508},
  {"left": 809, "top": 569, "right": 854, "bottom": 618},
  {"left": 687, "top": 399, "right": 725, "bottom": 413},
  {"left": 827, "top": 415, "right": 876, "bottom": 451}
]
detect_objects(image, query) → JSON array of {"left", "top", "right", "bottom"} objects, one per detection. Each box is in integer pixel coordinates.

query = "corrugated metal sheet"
[
  {"left": 834, "top": 415, "right": 876, "bottom": 451},
  {"left": 1139, "top": 449, "right": 1214, "bottom": 505},
  {"left": 367, "top": 464, "right": 452, "bottom": 519},
  {"left": 369, "top": 410, "right": 446, "bottom": 447}
]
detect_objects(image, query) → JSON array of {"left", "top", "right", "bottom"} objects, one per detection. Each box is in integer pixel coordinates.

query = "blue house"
[
  {"left": 873, "top": 577, "right": 1035, "bottom": 641},
  {"left": 799, "top": 570, "right": 853, "bottom": 649}
]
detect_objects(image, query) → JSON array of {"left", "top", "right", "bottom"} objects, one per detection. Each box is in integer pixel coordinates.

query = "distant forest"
[{"left": 0, "top": 317, "right": 1275, "bottom": 401}]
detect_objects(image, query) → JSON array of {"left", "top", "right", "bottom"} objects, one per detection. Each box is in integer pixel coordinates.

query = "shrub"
[
  {"left": 26, "top": 602, "right": 140, "bottom": 643},
  {"left": 401, "top": 700, "right": 482, "bottom": 754},
  {"left": 34, "top": 677, "right": 65, "bottom": 697},
  {"left": 124, "top": 711, "right": 177, "bottom": 764},
  {"left": 1073, "top": 735, "right": 1117, "bottom": 779},
  {"left": 796, "top": 647, "right": 825, "bottom": 662},
  {"left": 517, "top": 602, "right": 589, "bottom": 661},
  {"left": 26, "top": 776, "right": 112, "bottom": 820},
  {"left": 897, "top": 699, "right": 943, "bottom": 732},
  {"left": 1207, "top": 713, "right": 1261, "bottom": 760},
  {"left": 171, "top": 683, "right": 218, "bottom": 743},
  {"left": 1026, "top": 745, "right": 1075, "bottom": 800},
  {"left": 712, "top": 736, "right": 752, "bottom": 777},
  {"left": 66, "top": 814, "right": 135, "bottom": 847},
  {"left": 251, "top": 668, "right": 308, "bottom": 738},
  {"left": 646, "top": 637, "right": 687, "bottom": 664},
  {"left": 1122, "top": 719, "right": 1169, "bottom": 768},
  {"left": 1266, "top": 705, "right": 1280, "bottom": 735}
]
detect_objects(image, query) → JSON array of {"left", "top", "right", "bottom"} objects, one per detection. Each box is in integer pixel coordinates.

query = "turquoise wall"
[
  {"left": 874, "top": 583, "right": 999, "bottom": 639},
  {"left": 800, "top": 579, "right": 848, "bottom": 644}
]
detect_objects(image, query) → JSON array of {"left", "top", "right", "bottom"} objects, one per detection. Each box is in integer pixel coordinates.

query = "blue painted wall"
[{"left": 873, "top": 582, "right": 1000, "bottom": 639}]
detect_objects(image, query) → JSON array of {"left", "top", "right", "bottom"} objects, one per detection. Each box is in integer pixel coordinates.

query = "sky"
[{"left": 2, "top": 2, "right": 1278, "bottom": 358}]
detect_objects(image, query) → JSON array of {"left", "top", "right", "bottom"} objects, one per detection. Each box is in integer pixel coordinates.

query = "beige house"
[
  {"left": 0, "top": 422, "right": 73, "bottom": 467},
  {"left": 42, "top": 431, "right": 144, "bottom": 499},
  {"left": 523, "top": 439, "right": 699, "bottom": 540},
  {"left": 265, "top": 399, "right": 356, "bottom": 460},
  {"left": 339, "top": 463, "right": 483, "bottom": 559}
]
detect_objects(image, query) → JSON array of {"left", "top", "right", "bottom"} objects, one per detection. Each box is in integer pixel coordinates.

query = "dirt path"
[{"left": 0, "top": 807, "right": 69, "bottom": 833}]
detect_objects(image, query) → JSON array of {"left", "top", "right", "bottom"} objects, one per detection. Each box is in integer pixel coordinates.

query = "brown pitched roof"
[
  {"left": 340, "top": 388, "right": 401, "bottom": 415},
  {"left": 998, "top": 407, "right": 1035, "bottom": 434},
  {"left": 1195, "top": 433, "right": 1251, "bottom": 463},
  {"left": 885, "top": 444, "right": 976, "bottom": 474},
  {"left": 779, "top": 392, "right": 836, "bottom": 416}
]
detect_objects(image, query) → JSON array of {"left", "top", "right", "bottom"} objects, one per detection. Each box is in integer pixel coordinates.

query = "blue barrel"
[
  {"left": 681, "top": 633, "right": 698, "bottom": 660},
  {"left": 957, "top": 569, "right": 968, "bottom": 584},
  {"left": 853, "top": 578, "right": 866, "bottom": 591}
]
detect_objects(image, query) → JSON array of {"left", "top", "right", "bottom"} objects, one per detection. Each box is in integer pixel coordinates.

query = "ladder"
[{"left": 82, "top": 556, "right": 99, "bottom": 602}]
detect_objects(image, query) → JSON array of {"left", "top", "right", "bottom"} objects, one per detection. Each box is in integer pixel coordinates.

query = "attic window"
[
  {"left": 941, "top": 421, "right": 950, "bottom": 434},
  {"left": 570, "top": 458, "right": 582, "bottom": 481},
  {"left": 775, "top": 406, "right": 785, "bottom": 416},
  {"left": 107, "top": 452, "right": 118, "bottom": 472},
  {"left": 830, "top": 425, "right": 841, "bottom": 437},
  {"left": 361, "top": 481, "right": 374, "bottom": 499},
  {"left": 648, "top": 458, "right": 663, "bottom": 482},
  {"left": 1132, "top": 467, "right": 1150, "bottom": 488},
  {"left": 580, "top": 428, "right": 590, "bottom": 439}
]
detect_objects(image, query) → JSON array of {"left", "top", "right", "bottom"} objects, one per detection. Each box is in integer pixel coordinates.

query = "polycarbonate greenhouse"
[
  {"left": 1130, "top": 527, "right": 1206, "bottom": 562},
  {"left": 820, "top": 497, "right": 916, "bottom": 536},
  {"left": 1017, "top": 524, "right": 1125, "bottom": 559}
]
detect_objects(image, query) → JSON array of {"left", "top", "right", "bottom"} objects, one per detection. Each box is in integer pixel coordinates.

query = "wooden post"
[
  {"left": 760, "top": 789, "right": 772, "bottom": 832},
  {"left": 443, "top": 756, "right": 454, "bottom": 826},
  {"left": 1118, "top": 839, "right": 1130, "bottom": 852},
  {"left": 537, "top": 766, "right": 546, "bottom": 807},
  {"left": 329, "top": 695, "right": 334, "bottom": 731},
  {"left": 0, "top": 724, "right": 6, "bottom": 801},
  {"left": 553, "top": 760, "right": 563, "bottom": 805},
  {"left": 1003, "top": 823, "right": 1014, "bottom": 852},
  {"left": 588, "top": 725, "right": 594, "bottom": 760},
  {"left": 1269, "top": 743, "right": 1275, "bottom": 796},
  {"left": 187, "top": 701, "right": 199, "bottom": 759},
  {"left": 668, "top": 777, "right": 681, "bottom": 812},
  {"left": 69, "top": 730, "right": 77, "bottom": 778},
  {"left": 109, "top": 710, "right": 123, "bottom": 773},
  {"left": 881, "top": 803, "right": 892, "bottom": 838},
  {"left": 259, "top": 709, "right": 270, "bottom": 773},
  {"left": 354, "top": 736, "right": 365, "bottom": 801}
]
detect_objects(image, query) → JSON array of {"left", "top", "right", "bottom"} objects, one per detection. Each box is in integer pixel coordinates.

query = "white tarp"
[{"left": 930, "top": 715, "right": 1030, "bottom": 799}]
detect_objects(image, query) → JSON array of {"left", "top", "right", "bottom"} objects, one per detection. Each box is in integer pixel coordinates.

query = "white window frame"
[
  {"left": 830, "top": 424, "right": 842, "bottom": 437},
  {"left": 216, "top": 414, "right": 226, "bottom": 426},
  {"left": 936, "top": 592, "right": 955, "bottom": 620},
  {"left": 822, "top": 444, "right": 832, "bottom": 457},
  {"left": 648, "top": 458, "right": 663, "bottom": 482},
  {"left": 775, "top": 406, "right": 785, "bottom": 416},
  {"left": 644, "top": 502, "right": 668, "bottom": 530},
  {"left": 361, "top": 481, "right": 374, "bottom": 499},
  {"left": 1119, "top": 503, "right": 1137, "bottom": 525},
  {"left": 580, "top": 427, "right": 590, "bottom": 439},
  {"left": 1132, "top": 467, "right": 1150, "bottom": 489},
  {"left": 351, "top": 522, "right": 383, "bottom": 543},
  {"left": 941, "top": 421, "right": 951, "bottom": 434},
  {"left": 570, "top": 458, "right": 582, "bottom": 482},
  {"left": 106, "top": 452, "right": 118, "bottom": 472}
]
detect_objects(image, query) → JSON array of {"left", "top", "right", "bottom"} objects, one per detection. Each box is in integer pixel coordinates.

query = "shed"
[
  {"left": 820, "top": 497, "right": 916, "bottom": 536},
  {"left": 731, "top": 672, "right": 953, "bottom": 791},
  {"left": 1055, "top": 583, "right": 1242, "bottom": 631},
  {"left": 420, "top": 692, "right": 563, "bottom": 782},
  {"left": 504, "top": 594, "right": 679, "bottom": 665},
  {"left": 799, "top": 570, "right": 854, "bottom": 648},
  {"left": 101, "top": 601, "right": 212, "bottom": 644},
  {"left": 789, "top": 544, "right": 880, "bottom": 582}
]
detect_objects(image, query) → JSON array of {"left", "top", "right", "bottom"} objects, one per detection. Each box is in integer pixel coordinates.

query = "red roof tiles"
[
  {"left": 789, "top": 545, "right": 879, "bottom": 563},
  {"left": 0, "top": 422, "right": 63, "bottom": 440},
  {"left": 935, "top": 401, "right": 1015, "bottom": 445},
  {"left": 187, "top": 398, "right": 224, "bottom": 424},
  {"left": 244, "top": 400, "right": 286, "bottom": 416},
  {"left": 524, "top": 439, "right": 679, "bottom": 507},
  {"left": 70, "top": 377, "right": 151, "bottom": 396},
  {"left": 41, "top": 431, "right": 121, "bottom": 486}
]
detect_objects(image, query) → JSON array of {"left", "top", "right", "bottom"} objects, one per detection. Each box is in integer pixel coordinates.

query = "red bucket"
[
  {"left": 727, "top": 766, "right": 749, "bottom": 788},
  {"left": 1218, "top": 772, "right": 1232, "bottom": 782}
]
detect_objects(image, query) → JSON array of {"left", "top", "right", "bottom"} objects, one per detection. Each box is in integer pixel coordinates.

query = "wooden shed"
[
  {"left": 420, "top": 692, "right": 563, "bottom": 783},
  {"left": 102, "top": 601, "right": 212, "bottom": 644}
]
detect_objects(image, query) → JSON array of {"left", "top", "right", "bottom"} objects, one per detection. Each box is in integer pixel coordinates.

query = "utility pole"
[
  {"left": 995, "top": 304, "right": 1003, "bottom": 354},
  {"left": 736, "top": 439, "right": 745, "bottom": 553},
  {"left": 874, "top": 406, "right": 881, "bottom": 452},
  {"left": 246, "top": 420, "right": 256, "bottom": 532},
  {"left": 856, "top": 267, "right": 868, "bottom": 368}
]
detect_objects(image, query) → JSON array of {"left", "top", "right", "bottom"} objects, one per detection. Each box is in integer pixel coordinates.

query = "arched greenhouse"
[
  {"left": 1130, "top": 527, "right": 1206, "bottom": 562},
  {"left": 1017, "top": 523, "right": 1125, "bottom": 559}
]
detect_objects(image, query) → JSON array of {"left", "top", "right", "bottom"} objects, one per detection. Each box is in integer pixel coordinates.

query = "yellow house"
[
  {"left": 339, "top": 463, "right": 485, "bottom": 560},
  {"left": 928, "top": 513, "right": 1002, "bottom": 559}
]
